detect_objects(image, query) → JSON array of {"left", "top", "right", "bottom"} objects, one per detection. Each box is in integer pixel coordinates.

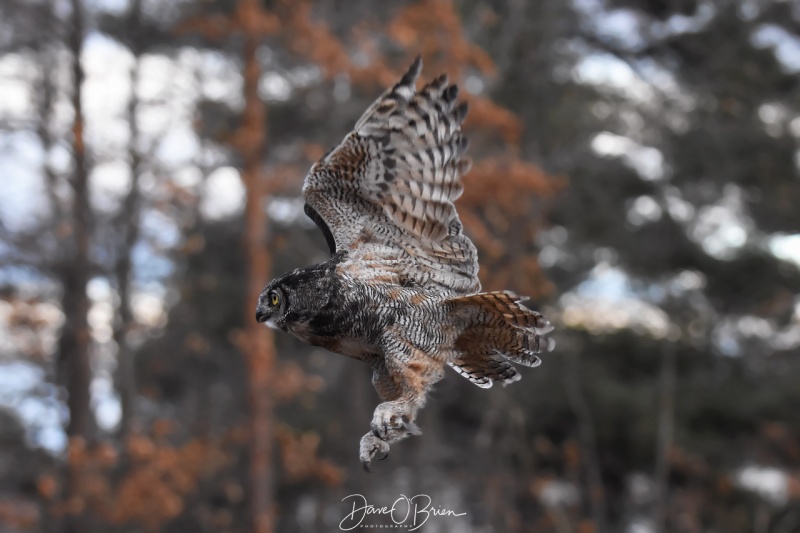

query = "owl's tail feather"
[{"left": 446, "top": 291, "right": 554, "bottom": 388}]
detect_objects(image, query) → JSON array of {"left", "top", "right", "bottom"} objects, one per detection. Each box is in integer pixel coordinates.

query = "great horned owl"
[{"left": 256, "top": 57, "right": 554, "bottom": 471}]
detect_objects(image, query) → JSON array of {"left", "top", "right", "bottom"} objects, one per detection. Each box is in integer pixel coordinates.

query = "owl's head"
[
  {"left": 255, "top": 278, "right": 287, "bottom": 330},
  {"left": 255, "top": 263, "right": 336, "bottom": 331}
]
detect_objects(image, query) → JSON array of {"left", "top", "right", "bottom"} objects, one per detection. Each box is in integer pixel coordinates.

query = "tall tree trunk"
[
  {"left": 238, "top": 1, "right": 275, "bottom": 530},
  {"left": 35, "top": 11, "right": 61, "bottom": 533},
  {"left": 114, "top": 0, "right": 143, "bottom": 438},
  {"left": 58, "top": 0, "right": 92, "bottom": 531},
  {"left": 63, "top": 0, "right": 91, "bottom": 446},
  {"left": 653, "top": 342, "right": 676, "bottom": 533},
  {"left": 564, "top": 351, "right": 607, "bottom": 533}
]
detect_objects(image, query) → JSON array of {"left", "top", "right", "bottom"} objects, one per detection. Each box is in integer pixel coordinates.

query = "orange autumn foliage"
[
  {"left": 275, "top": 425, "right": 344, "bottom": 486},
  {"left": 50, "top": 431, "right": 236, "bottom": 531},
  {"left": 0, "top": 498, "right": 39, "bottom": 530}
]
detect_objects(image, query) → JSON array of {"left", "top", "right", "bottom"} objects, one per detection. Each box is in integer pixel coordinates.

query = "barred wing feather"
[{"left": 302, "top": 57, "right": 481, "bottom": 295}]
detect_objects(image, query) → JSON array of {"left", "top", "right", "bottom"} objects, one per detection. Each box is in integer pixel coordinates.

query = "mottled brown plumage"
[{"left": 256, "top": 57, "right": 554, "bottom": 471}]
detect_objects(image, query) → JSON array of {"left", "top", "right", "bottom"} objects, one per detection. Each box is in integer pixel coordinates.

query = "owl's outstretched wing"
[{"left": 302, "top": 57, "right": 481, "bottom": 295}]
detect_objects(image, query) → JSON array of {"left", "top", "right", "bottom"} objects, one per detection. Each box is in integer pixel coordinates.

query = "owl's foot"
[
  {"left": 359, "top": 432, "right": 390, "bottom": 472},
  {"left": 370, "top": 402, "right": 421, "bottom": 441}
]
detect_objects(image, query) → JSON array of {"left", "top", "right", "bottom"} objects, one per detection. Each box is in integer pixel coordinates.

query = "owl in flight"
[{"left": 256, "top": 57, "right": 554, "bottom": 471}]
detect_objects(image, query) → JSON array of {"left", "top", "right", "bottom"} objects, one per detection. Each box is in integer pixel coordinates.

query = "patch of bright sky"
[
  {"left": 560, "top": 261, "right": 672, "bottom": 338},
  {"left": 140, "top": 207, "right": 181, "bottom": 248},
  {"left": 128, "top": 241, "right": 172, "bottom": 282},
  {"left": 256, "top": 50, "right": 323, "bottom": 103},
  {"left": 171, "top": 165, "right": 203, "bottom": 189},
  {"left": 594, "top": 8, "right": 646, "bottom": 49},
  {"left": 82, "top": 32, "right": 133, "bottom": 148},
  {"left": 575, "top": 261, "right": 631, "bottom": 299},
  {"left": 89, "top": 160, "right": 132, "bottom": 213},
  {"left": 91, "top": 373, "right": 121, "bottom": 431},
  {"left": 561, "top": 290, "right": 672, "bottom": 338},
  {"left": 769, "top": 234, "right": 800, "bottom": 267},
  {"left": 0, "top": 132, "right": 51, "bottom": 231},
  {"left": 260, "top": 71, "right": 292, "bottom": 102},
  {"left": 689, "top": 184, "right": 753, "bottom": 260},
  {"left": 574, "top": 0, "right": 716, "bottom": 42},
  {"left": 591, "top": 131, "right": 667, "bottom": 181},
  {"left": 0, "top": 361, "right": 67, "bottom": 453},
  {"left": 200, "top": 166, "right": 245, "bottom": 220},
  {"left": 758, "top": 102, "right": 790, "bottom": 126},
  {"left": 569, "top": 0, "right": 728, "bottom": 127},
  {"left": 712, "top": 308, "right": 800, "bottom": 356},
  {"left": 86, "top": 0, "right": 129, "bottom": 13},
  {"left": 0, "top": 54, "right": 36, "bottom": 117},
  {"left": 198, "top": 50, "right": 243, "bottom": 107},
  {"left": 570, "top": 42, "right": 696, "bottom": 115},
  {"left": 247, "top": 40, "right": 316, "bottom": 99},
  {"left": 751, "top": 24, "right": 800, "bottom": 73},
  {"left": 572, "top": 52, "right": 654, "bottom": 103},
  {"left": 627, "top": 189, "right": 696, "bottom": 227},
  {"left": 627, "top": 195, "right": 662, "bottom": 226},
  {"left": 85, "top": 278, "right": 123, "bottom": 432},
  {"left": 131, "top": 290, "right": 168, "bottom": 328},
  {"left": 0, "top": 30, "right": 235, "bottom": 234},
  {"left": 266, "top": 197, "right": 315, "bottom": 227},
  {"left": 736, "top": 465, "right": 789, "bottom": 506},
  {"left": 0, "top": 22, "right": 250, "bottom": 288},
  {"left": 662, "top": 186, "right": 696, "bottom": 223},
  {"left": 651, "top": 2, "right": 716, "bottom": 39},
  {"left": 155, "top": 125, "right": 200, "bottom": 166}
]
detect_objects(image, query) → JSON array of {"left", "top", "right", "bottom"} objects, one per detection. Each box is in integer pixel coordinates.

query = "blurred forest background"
[{"left": 1, "top": 0, "right": 800, "bottom": 532}]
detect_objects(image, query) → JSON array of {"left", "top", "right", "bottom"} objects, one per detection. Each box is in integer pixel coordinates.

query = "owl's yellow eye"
[{"left": 270, "top": 292, "right": 280, "bottom": 306}]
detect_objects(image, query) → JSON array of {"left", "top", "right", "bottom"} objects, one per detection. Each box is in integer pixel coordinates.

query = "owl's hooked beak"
[
  {"left": 255, "top": 305, "right": 269, "bottom": 323},
  {"left": 255, "top": 291, "right": 273, "bottom": 325}
]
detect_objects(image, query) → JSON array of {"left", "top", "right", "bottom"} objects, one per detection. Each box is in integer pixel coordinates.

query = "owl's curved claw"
[{"left": 359, "top": 432, "right": 390, "bottom": 472}]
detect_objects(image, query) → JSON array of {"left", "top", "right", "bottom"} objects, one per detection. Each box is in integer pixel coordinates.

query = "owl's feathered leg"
[{"left": 359, "top": 351, "right": 441, "bottom": 471}]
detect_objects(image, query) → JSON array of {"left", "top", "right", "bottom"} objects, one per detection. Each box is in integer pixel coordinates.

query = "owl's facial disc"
[{"left": 256, "top": 284, "right": 286, "bottom": 329}]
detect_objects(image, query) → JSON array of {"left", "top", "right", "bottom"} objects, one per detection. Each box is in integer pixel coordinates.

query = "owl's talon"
[
  {"left": 360, "top": 432, "right": 390, "bottom": 472},
  {"left": 371, "top": 402, "right": 420, "bottom": 440},
  {"left": 370, "top": 403, "right": 405, "bottom": 439}
]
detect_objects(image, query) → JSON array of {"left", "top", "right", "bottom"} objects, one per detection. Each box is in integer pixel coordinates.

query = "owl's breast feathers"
[{"left": 280, "top": 260, "right": 451, "bottom": 362}]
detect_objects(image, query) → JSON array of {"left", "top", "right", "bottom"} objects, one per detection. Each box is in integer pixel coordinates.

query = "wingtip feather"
[{"left": 398, "top": 56, "right": 423, "bottom": 88}]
